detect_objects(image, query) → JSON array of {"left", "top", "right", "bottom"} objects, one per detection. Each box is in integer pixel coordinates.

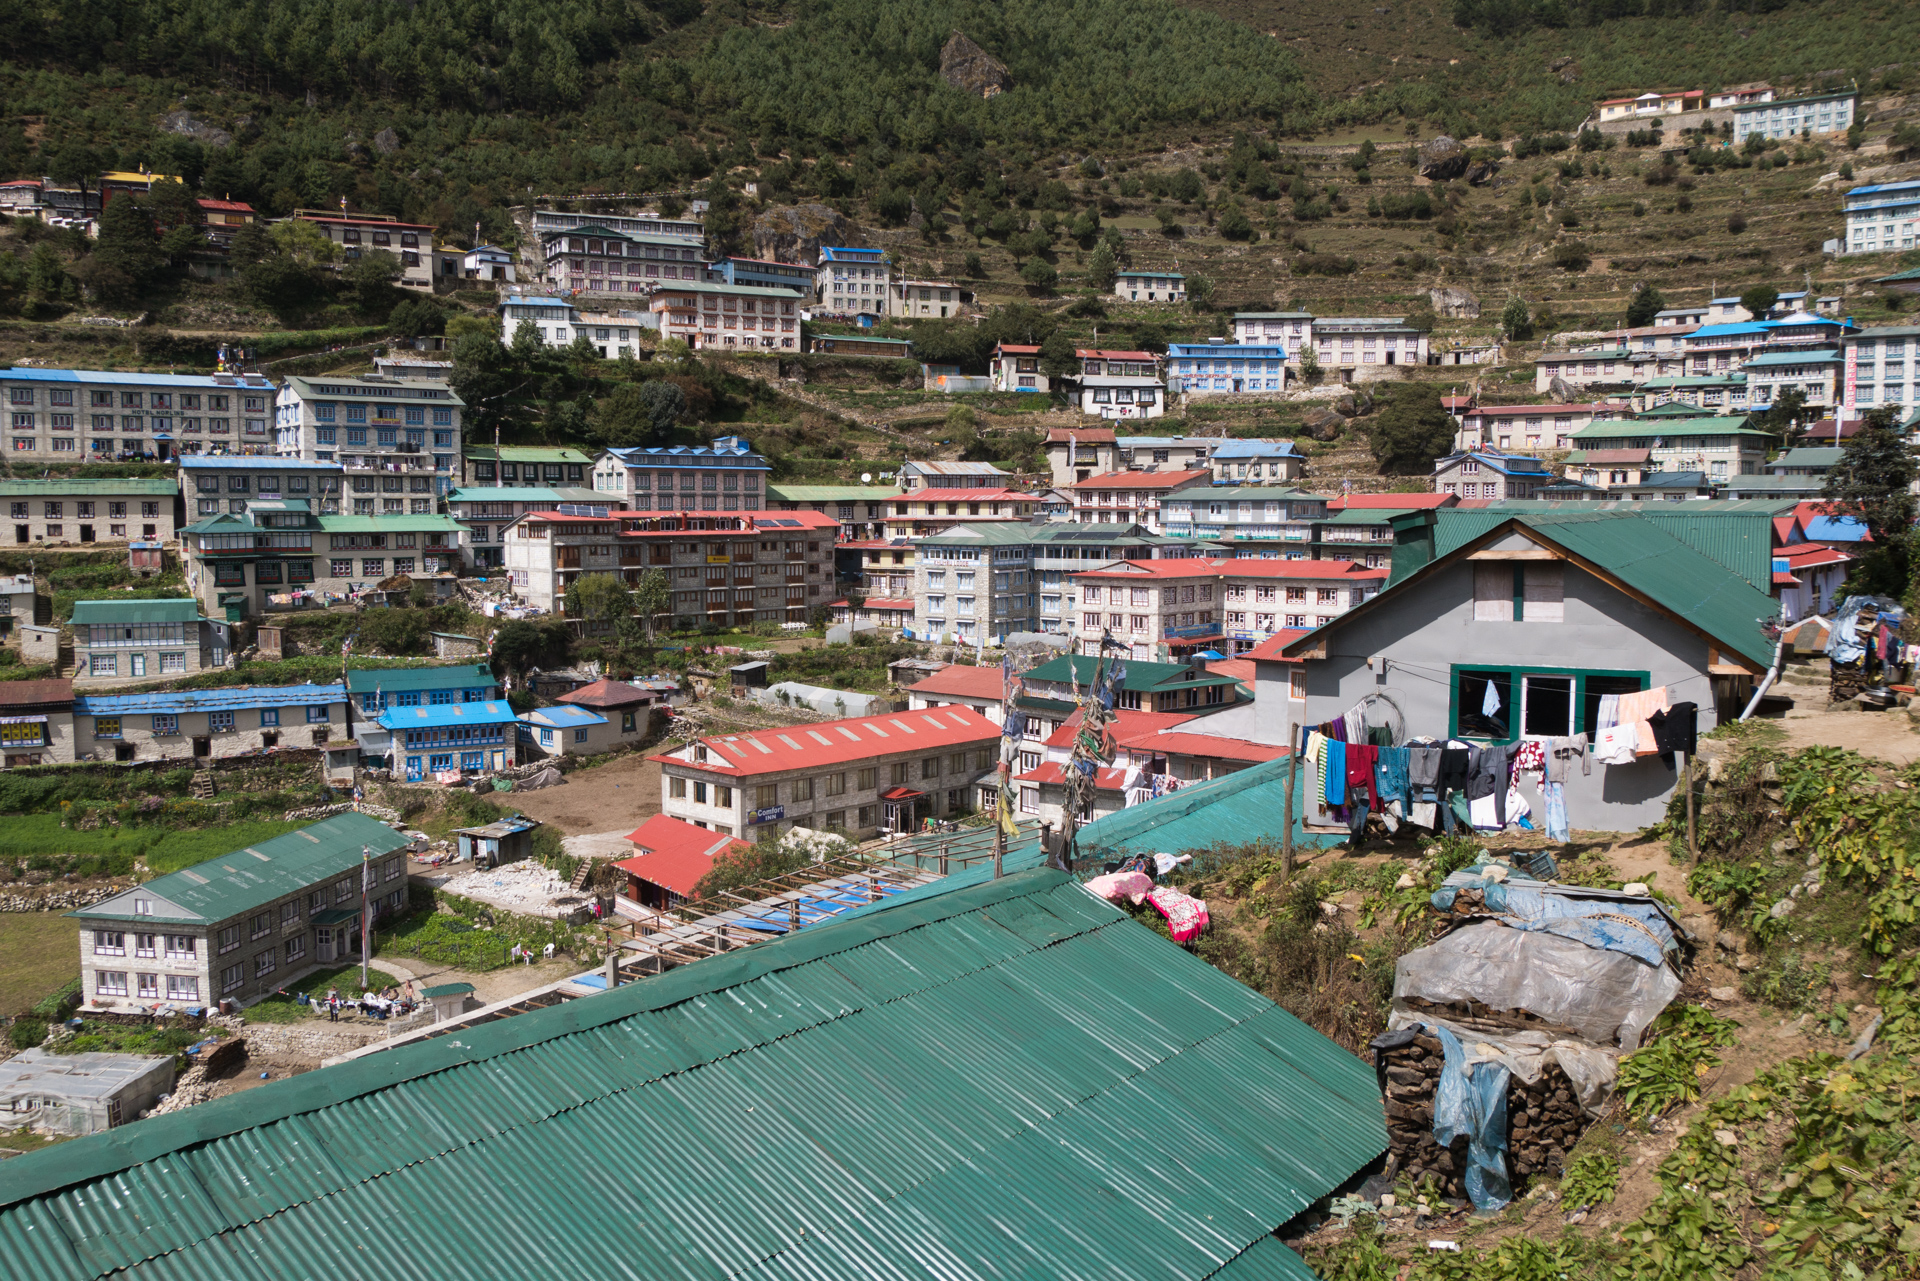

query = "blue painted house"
[{"left": 376, "top": 699, "right": 518, "bottom": 779}]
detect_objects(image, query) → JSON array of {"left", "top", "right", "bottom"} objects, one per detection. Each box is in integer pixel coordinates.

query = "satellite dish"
[{"left": 861, "top": 473, "right": 872, "bottom": 484}]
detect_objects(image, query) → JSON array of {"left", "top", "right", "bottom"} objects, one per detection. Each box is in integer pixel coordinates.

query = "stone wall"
[{"left": 0, "top": 883, "right": 128, "bottom": 914}]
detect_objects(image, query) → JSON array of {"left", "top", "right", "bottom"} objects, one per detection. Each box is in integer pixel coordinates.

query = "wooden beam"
[{"left": 1465, "top": 549, "right": 1560, "bottom": 561}]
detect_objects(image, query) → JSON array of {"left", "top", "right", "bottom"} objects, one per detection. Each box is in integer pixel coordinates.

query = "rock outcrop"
[
  {"left": 1429, "top": 286, "right": 1480, "bottom": 319},
  {"left": 160, "top": 110, "right": 232, "bottom": 148},
  {"left": 1301, "top": 407, "right": 1346, "bottom": 441},
  {"left": 1417, "top": 136, "right": 1470, "bottom": 181},
  {"left": 940, "top": 32, "right": 1012, "bottom": 98},
  {"left": 1465, "top": 160, "right": 1500, "bottom": 186},
  {"left": 752, "top": 204, "right": 850, "bottom": 267},
  {"left": 373, "top": 128, "right": 401, "bottom": 155}
]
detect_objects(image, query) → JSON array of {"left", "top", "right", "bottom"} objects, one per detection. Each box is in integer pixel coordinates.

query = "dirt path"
[{"left": 1775, "top": 703, "right": 1920, "bottom": 764}]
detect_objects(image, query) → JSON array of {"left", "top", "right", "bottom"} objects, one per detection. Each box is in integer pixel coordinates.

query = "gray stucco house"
[{"left": 1272, "top": 507, "right": 1780, "bottom": 832}]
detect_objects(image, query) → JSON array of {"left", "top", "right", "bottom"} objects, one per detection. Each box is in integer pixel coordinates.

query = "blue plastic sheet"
[
  {"left": 1431, "top": 1023, "right": 1512, "bottom": 1212},
  {"left": 1826, "top": 595, "right": 1906, "bottom": 665},
  {"left": 1431, "top": 874, "right": 1678, "bottom": 968}
]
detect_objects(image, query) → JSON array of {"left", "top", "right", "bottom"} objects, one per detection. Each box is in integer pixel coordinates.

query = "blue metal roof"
[
  {"left": 1688, "top": 321, "right": 1773, "bottom": 339},
  {"left": 1804, "top": 514, "right": 1870, "bottom": 542},
  {"left": 606, "top": 440, "right": 765, "bottom": 462},
  {"left": 0, "top": 368, "right": 263, "bottom": 388},
  {"left": 1848, "top": 180, "right": 1920, "bottom": 196},
  {"left": 377, "top": 699, "right": 517, "bottom": 729},
  {"left": 1168, "top": 343, "right": 1290, "bottom": 357},
  {"left": 1210, "top": 439, "right": 1303, "bottom": 458},
  {"left": 178, "top": 456, "right": 342, "bottom": 470},
  {"left": 500, "top": 295, "right": 573, "bottom": 308},
  {"left": 519, "top": 704, "right": 607, "bottom": 728},
  {"left": 75, "top": 683, "right": 344, "bottom": 716}
]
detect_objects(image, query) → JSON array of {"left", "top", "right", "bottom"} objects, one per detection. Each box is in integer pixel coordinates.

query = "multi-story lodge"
[
  {"left": 652, "top": 706, "right": 999, "bottom": 840},
  {"left": 710, "top": 257, "right": 813, "bottom": 294},
  {"left": 1064, "top": 349, "right": 1165, "bottom": 421},
  {"left": 466, "top": 445, "right": 594, "bottom": 488},
  {"left": 1069, "top": 470, "right": 1210, "bottom": 533},
  {"left": 1072, "top": 557, "right": 1386, "bottom": 659},
  {"left": 1157, "top": 487, "right": 1327, "bottom": 550},
  {"left": 273, "top": 374, "right": 462, "bottom": 498},
  {"left": 290, "top": 210, "right": 441, "bottom": 289},
  {"left": 71, "top": 599, "right": 228, "bottom": 685},
  {"left": 1167, "top": 342, "right": 1293, "bottom": 396},
  {"left": 71, "top": 684, "right": 349, "bottom": 764},
  {"left": 499, "top": 508, "right": 838, "bottom": 621},
  {"left": 181, "top": 503, "right": 465, "bottom": 619},
  {"left": 0, "top": 367, "right": 274, "bottom": 464},
  {"left": 538, "top": 224, "right": 707, "bottom": 294},
  {"left": 180, "top": 457, "right": 344, "bottom": 519},
  {"left": 888, "top": 279, "right": 964, "bottom": 319},
  {"left": 649, "top": 280, "right": 803, "bottom": 351},
  {"left": 1843, "top": 180, "right": 1920, "bottom": 257},
  {"left": 1452, "top": 403, "right": 1617, "bottom": 452},
  {"left": 71, "top": 812, "right": 414, "bottom": 1013},
  {"left": 1113, "top": 271, "right": 1187, "bottom": 304},
  {"left": 527, "top": 207, "right": 703, "bottom": 240},
  {"left": 447, "top": 486, "right": 616, "bottom": 570},
  {"left": 0, "top": 478, "right": 176, "bottom": 546},
  {"left": 1842, "top": 326, "right": 1920, "bottom": 415},
  {"left": 814, "top": 247, "right": 891, "bottom": 318},
  {"left": 589, "top": 437, "right": 772, "bottom": 512}
]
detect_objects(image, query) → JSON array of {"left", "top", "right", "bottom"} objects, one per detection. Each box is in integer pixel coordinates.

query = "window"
[
  {"left": 572, "top": 727, "right": 588, "bottom": 743},
  {"left": 670, "top": 777, "right": 686, "bottom": 798},
  {"left": 221, "top": 963, "right": 244, "bottom": 993},
  {"left": 95, "top": 971, "right": 128, "bottom": 996},
  {"left": 284, "top": 934, "right": 306, "bottom": 963},
  {"left": 890, "top": 761, "right": 910, "bottom": 785},
  {"left": 137, "top": 972, "right": 160, "bottom": 998},
  {"left": 250, "top": 912, "right": 271, "bottom": 940},
  {"left": 921, "top": 757, "right": 941, "bottom": 779},
  {"left": 165, "top": 934, "right": 194, "bottom": 958},
  {"left": 858, "top": 767, "right": 877, "bottom": 790},
  {"left": 792, "top": 778, "right": 814, "bottom": 802},
  {"left": 90, "top": 656, "right": 118, "bottom": 679},
  {"left": 255, "top": 950, "right": 276, "bottom": 977},
  {"left": 1521, "top": 674, "right": 1575, "bottom": 738},
  {"left": 825, "top": 772, "right": 846, "bottom": 796},
  {"left": 209, "top": 711, "right": 235, "bottom": 732},
  {"left": 93, "top": 930, "right": 126, "bottom": 956},
  {"left": 1472, "top": 563, "right": 1564, "bottom": 622},
  {"left": 1455, "top": 666, "right": 1645, "bottom": 742},
  {"left": 259, "top": 708, "right": 281, "bottom": 728},
  {"left": 218, "top": 924, "right": 241, "bottom": 954},
  {"left": 167, "top": 975, "right": 199, "bottom": 1000},
  {"left": 1455, "top": 670, "right": 1512, "bottom": 740},
  {"left": 135, "top": 933, "right": 156, "bottom": 958}
]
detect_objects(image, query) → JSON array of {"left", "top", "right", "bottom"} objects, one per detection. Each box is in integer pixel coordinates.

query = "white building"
[
  {"left": 1842, "top": 180, "right": 1920, "bottom": 257},
  {"left": 1840, "top": 326, "right": 1920, "bottom": 417},
  {"left": 1113, "top": 271, "right": 1186, "bottom": 304},
  {"left": 889, "top": 279, "right": 964, "bottom": 319},
  {"left": 1065, "top": 349, "right": 1165, "bottom": 421},
  {"left": 273, "top": 375, "right": 462, "bottom": 498},
  {"left": 1231, "top": 311, "right": 1313, "bottom": 348},
  {"left": 289, "top": 211, "right": 439, "bottom": 289},
  {"left": 499, "top": 295, "right": 583, "bottom": 349},
  {"left": 461, "top": 246, "right": 516, "bottom": 283},
  {"left": 815, "top": 246, "right": 891, "bottom": 318},
  {"left": 650, "top": 281, "right": 802, "bottom": 351},
  {"left": 1733, "top": 91, "right": 1856, "bottom": 143}
]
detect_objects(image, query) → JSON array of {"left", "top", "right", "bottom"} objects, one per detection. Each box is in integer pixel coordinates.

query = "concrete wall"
[
  {"left": 1296, "top": 534, "right": 1717, "bottom": 831},
  {"left": 74, "top": 703, "right": 347, "bottom": 762}
]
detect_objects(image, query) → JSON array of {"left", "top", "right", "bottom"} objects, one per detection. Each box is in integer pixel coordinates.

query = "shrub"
[
  {"left": 1551, "top": 242, "right": 1592, "bottom": 272},
  {"left": 8, "top": 1017, "right": 46, "bottom": 1050},
  {"left": 1727, "top": 212, "right": 1748, "bottom": 233},
  {"left": 1292, "top": 252, "right": 1356, "bottom": 276}
]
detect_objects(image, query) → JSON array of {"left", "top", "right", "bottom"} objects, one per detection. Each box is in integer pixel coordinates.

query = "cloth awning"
[
  {"left": 879, "top": 786, "right": 925, "bottom": 802},
  {"left": 310, "top": 907, "right": 362, "bottom": 926},
  {"left": 0, "top": 715, "right": 48, "bottom": 725}
]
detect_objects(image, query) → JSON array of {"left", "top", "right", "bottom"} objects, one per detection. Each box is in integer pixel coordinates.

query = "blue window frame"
[
  {"left": 396, "top": 692, "right": 421, "bottom": 707},
  {"left": 433, "top": 409, "right": 453, "bottom": 426},
  {"left": 404, "top": 408, "right": 425, "bottom": 425},
  {"left": 539, "top": 728, "right": 554, "bottom": 746},
  {"left": 317, "top": 427, "right": 337, "bottom": 444},
  {"left": 429, "top": 753, "right": 453, "bottom": 772},
  {"left": 434, "top": 431, "right": 453, "bottom": 447},
  {"left": 345, "top": 405, "right": 366, "bottom": 423},
  {"left": 151, "top": 715, "right": 177, "bottom": 736},
  {"left": 259, "top": 709, "right": 280, "bottom": 727},
  {"left": 314, "top": 404, "right": 336, "bottom": 422},
  {"left": 307, "top": 705, "right": 330, "bottom": 723},
  {"left": 405, "top": 429, "right": 425, "bottom": 446},
  {"left": 429, "top": 689, "right": 454, "bottom": 705},
  {"left": 460, "top": 751, "right": 483, "bottom": 771},
  {"left": 376, "top": 428, "right": 397, "bottom": 446},
  {"left": 346, "top": 429, "right": 367, "bottom": 446},
  {"left": 573, "top": 727, "right": 589, "bottom": 743},
  {"left": 405, "top": 755, "right": 422, "bottom": 780}
]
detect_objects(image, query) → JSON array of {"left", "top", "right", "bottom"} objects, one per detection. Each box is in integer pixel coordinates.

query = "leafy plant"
[
  {"left": 1557, "top": 1152, "right": 1621, "bottom": 1209},
  {"left": 1617, "top": 1006, "right": 1739, "bottom": 1122}
]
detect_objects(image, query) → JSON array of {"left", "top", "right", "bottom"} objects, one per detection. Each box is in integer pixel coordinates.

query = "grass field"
[
  {"left": 0, "top": 913, "right": 79, "bottom": 1016},
  {"left": 0, "top": 815, "right": 308, "bottom": 873}
]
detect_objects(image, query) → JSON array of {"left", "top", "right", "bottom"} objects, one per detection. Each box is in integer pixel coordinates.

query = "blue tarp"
[
  {"left": 1431, "top": 1023, "right": 1511, "bottom": 1212},
  {"left": 1432, "top": 871, "right": 1678, "bottom": 968},
  {"left": 1826, "top": 595, "right": 1905, "bottom": 665}
]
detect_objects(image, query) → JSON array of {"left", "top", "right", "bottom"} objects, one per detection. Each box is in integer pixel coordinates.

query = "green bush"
[{"left": 8, "top": 1017, "right": 46, "bottom": 1050}]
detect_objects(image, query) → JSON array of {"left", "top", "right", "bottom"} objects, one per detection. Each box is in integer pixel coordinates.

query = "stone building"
[
  {"left": 70, "top": 683, "right": 348, "bottom": 764},
  {"left": 0, "top": 367, "right": 274, "bottom": 464},
  {"left": 71, "top": 598, "right": 227, "bottom": 686},
  {"left": 0, "top": 478, "right": 178, "bottom": 545}
]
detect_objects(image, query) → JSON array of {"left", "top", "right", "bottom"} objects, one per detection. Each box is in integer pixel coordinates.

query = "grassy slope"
[
  {"left": 0, "top": 815, "right": 307, "bottom": 872},
  {"left": 0, "top": 912, "right": 78, "bottom": 1015}
]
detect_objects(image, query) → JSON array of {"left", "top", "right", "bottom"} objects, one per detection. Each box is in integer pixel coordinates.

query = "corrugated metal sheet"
[
  {"left": 1075, "top": 757, "right": 1345, "bottom": 859},
  {"left": 0, "top": 870, "right": 1383, "bottom": 1281}
]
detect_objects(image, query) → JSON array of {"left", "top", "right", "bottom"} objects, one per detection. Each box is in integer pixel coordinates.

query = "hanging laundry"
[
  {"left": 1482, "top": 680, "right": 1502, "bottom": 718},
  {"left": 1646, "top": 702, "right": 1698, "bottom": 771},
  {"left": 1615, "top": 686, "right": 1672, "bottom": 757},
  {"left": 1345, "top": 744, "right": 1379, "bottom": 811},
  {"left": 1545, "top": 735, "right": 1590, "bottom": 782},
  {"left": 1511, "top": 740, "right": 1546, "bottom": 777},
  {"left": 1592, "top": 723, "right": 1637, "bottom": 765},
  {"left": 1324, "top": 739, "right": 1348, "bottom": 807},
  {"left": 1146, "top": 886, "right": 1210, "bottom": 942},
  {"left": 1542, "top": 781, "right": 1570, "bottom": 841},
  {"left": 1595, "top": 694, "right": 1621, "bottom": 733}
]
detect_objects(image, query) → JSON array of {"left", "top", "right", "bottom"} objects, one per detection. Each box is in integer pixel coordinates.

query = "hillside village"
[{"left": 0, "top": 12, "right": 1915, "bottom": 1280}]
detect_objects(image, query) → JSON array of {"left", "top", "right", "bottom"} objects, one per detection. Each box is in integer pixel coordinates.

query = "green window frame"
[{"left": 1448, "top": 664, "right": 1649, "bottom": 744}]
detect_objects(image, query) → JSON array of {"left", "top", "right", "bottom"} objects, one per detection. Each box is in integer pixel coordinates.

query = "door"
[
  {"left": 406, "top": 755, "right": 423, "bottom": 781},
  {"left": 13, "top": 526, "right": 24, "bottom": 545},
  {"left": 192, "top": 737, "right": 210, "bottom": 757},
  {"left": 315, "top": 927, "right": 333, "bottom": 962},
  {"left": 1232, "top": 379, "right": 1243, "bottom": 392},
  {"left": 1385, "top": 351, "right": 1396, "bottom": 365},
  {"left": 79, "top": 525, "right": 94, "bottom": 543}
]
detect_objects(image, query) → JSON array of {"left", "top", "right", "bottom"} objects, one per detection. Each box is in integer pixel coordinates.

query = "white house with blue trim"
[
  {"left": 518, "top": 703, "right": 612, "bottom": 757},
  {"left": 814, "top": 247, "right": 891, "bottom": 318},
  {"left": 1842, "top": 180, "right": 1920, "bottom": 257},
  {"left": 1167, "top": 342, "right": 1293, "bottom": 396},
  {"left": 377, "top": 699, "right": 518, "bottom": 780}
]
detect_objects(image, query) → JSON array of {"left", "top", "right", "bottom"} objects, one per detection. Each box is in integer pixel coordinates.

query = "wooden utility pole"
[
  {"left": 1683, "top": 752, "right": 1697, "bottom": 858},
  {"left": 1283, "top": 722, "right": 1297, "bottom": 880}
]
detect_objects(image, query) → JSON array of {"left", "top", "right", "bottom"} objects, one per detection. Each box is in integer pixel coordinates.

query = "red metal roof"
[
  {"left": 555, "top": 678, "right": 656, "bottom": 709},
  {"left": 993, "top": 343, "right": 1041, "bottom": 354},
  {"left": 0, "top": 679, "right": 73, "bottom": 706},
  {"left": 854, "top": 598, "right": 915, "bottom": 611},
  {"left": 895, "top": 488, "right": 1032, "bottom": 503},
  {"left": 1119, "top": 728, "right": 1288, "bottom": 765},
  {"left": 1461, "top": 403, "right": 1606, "bottom": 417},
  {"left": 907, "top": 664, "right": 1008, "bottom": 702},
  {"left": 1204, "top": 658, "right": 1256, "bottom": 685},
  {"left": 1047, "top": 426, "right": 1116, "bottom": 444},
  {"left": 1772, "top": 571, "right": 1801, "bottom": 586},
  {"left": 652, "top": 706, "right": 1000, "bottom": 778},
  {"left": 195, "top": 198, "right": 255, "bottom": 213},
  {"left": 879, "top": 785, "right": 926, "bottom": 801},
  {"left": 1072, "top": 470, "right": 1209, "bottom": 491},
  {"left": 1242, "top": 628, "right": 1313, "bottom": 663},
  {"left": 1075, "top": 349, "right": 1155, "bottom": 361},
  {"left": 1072, "top": 557, "right": 1383, "bottom": 581},
  {"left": 615, "top": 815, "right": 752, "bottom": 898},
  {"left": 1016, "top": 761, "right": 1131, "bottom": 790}
]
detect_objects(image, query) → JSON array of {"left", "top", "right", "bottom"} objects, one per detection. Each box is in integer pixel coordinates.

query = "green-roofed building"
[
  {"left": 8, "top": 866, "right": 1386, "bottom": 1276},
  {"left": 69, "top": 597, "right": 227, "bottom": 687},
  {"left": 1280, "top": 506, "right": 1784, "bottom": 830},
  {"left": 68, "top": 811, "right": 415, "bottom": 1013},
  {"left": 181, "top": 504, "right": 465, "bottom": 621},
  {"left": 1627, "top": 372, "right": 1749, "bottom": 415},
  {"left": 464, "top": 444, "right": 594, "bottom": 488},
  {"left": 0, "top": 476, "right": 181, "bottom": 547},
  {"left": 1022, "top": 653, "right": 1244, "bottom": 718},
  {"left": 1158, "top": 485, "right": 1328, "bottom": 548},
  {"left": 1566, "top": 415, "right": 1776, "bottom": 481},
  {"left": 768, "top": 483, "right": 900, "bottom": 540}
]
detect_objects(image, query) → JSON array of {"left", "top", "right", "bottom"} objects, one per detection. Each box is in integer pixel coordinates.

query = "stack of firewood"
[{"left": 1376, "top": 1030, "right": 1586, "bottom": 1196}]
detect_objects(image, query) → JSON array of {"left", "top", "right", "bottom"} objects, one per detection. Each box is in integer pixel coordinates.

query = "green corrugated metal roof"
[
  {"left": 1317, "top": 508, "right": 1404, "bottom": 526},
  {"left": 0, "top": 479, "right": 178, "bottom": 497},
  {"left": 67, "top": 812, "right": 411, "bottom": 926},
  {"left": 318, "top": 514, "right": 464, "bottom": 532},
  {"left": 1416, "top": 506, "right": 1780, "bottom": 593},
  {"left": 345, "top": 663, "right": 496, "bottom": 694},
  {"left": 466, "top": 445, "right": 594, "bottom": 464},
  {"left": 1025, "top": 654, "right": 1239, "bottom": 692},
  {"left": 1570, "top": 416, "right": 1771, "bottom": 440},
  {"left": 2, "top": 867, "right": 1385, "bottom": 1280},
  {"left": 68, "top": 598, "right": 198, "bottom": 626},
  {"left": 767, "top": 485, "right": 900, "bottom": 502},
  {"left": 1076, "top": 756, "right": 1342, "bottom": 859}
]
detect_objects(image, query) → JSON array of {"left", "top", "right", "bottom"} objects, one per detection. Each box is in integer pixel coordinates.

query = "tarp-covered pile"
[{"left": 1374, "top": 856, "right": 1691, "bottom": 1210}]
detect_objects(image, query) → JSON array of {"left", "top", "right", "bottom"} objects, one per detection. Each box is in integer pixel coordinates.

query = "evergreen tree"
[
  {"left": 1625, "top": 282, "right": 1664, "bottom": 328},
  {"left": 1217, "top": 202, "right": 1253, "bottom": 240},
  {"left": 1820, "top": 407, "right": 1915, "bottom": 593},
  {"left": 1739, "top": 285, "right": 1779, "bottom": 319},
  {"left": 1086, "top": 241, "right": 1117, "bottom": 290},
  {"left": 91, "top": 195, "right": 162, "bottom": 289},
  {"left": 1500, "top": 296, "right": 1534, "bottom": 341},
  {"left": 1020, "top": 257, "right": 1058, "bottom": 293},
  {"left": 1367, "top": 383, "right": 1456, "bottom": 475},
  {"left": 634, "top": 568, "right": 671, "bottom": 638}
]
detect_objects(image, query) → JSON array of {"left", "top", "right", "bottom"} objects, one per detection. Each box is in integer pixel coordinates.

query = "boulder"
[
  {"left": 1548, "top": 375, "right": 1576, "bottom": 401},
  {"left": 1465, "top": 160, "right": 1500, "bottom": 187},
  {"left": 1302, "top": 407, "right": 1345, "bottom": 440},
  {"left": 940, "top": 32, "right": 1012, "bottom": 99},
  {"left": 752, "top": 204, "right": 850, "bottom": 266},
  {"left": 160, "top": 110, "right": 232, "bottom": 148},
  {"left": 373, "top": 127, "right": 401, "bottom": 155},
  {"left": 1418, "top": 136, "right": 1470, "bottom": 181},
  {"left": 1429, "top": 286, "right": 1479, "bottom": 319}
]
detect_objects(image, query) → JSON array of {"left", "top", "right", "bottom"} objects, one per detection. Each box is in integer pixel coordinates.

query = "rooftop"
[
  {"left": 656, "top": 707, "right": 1000, "bottom": 777},
  {"left": 554, "top": 678, "right": 660, "bottom": 709},
  {"left": 614, "top": 814, "right": 751, "bottom": 898},
  {"left": 905, "top": 664, "right": 1008, "bottom": 703},
  {"left": 178, "top": 457, "right": 343, "bottom": 471},
  {"left": 0, "top": 867, "right": 1383, "bottom": 1279},
  {"left": 68, "top": 599, "right": 199, "bottom": 627},
  {"left": 68, "top": 812, "right": 412, "bottom": 927},
  {"left": 1072, "top": 469, "right": 1211, "bottom": 490},
  {"left": 345, "top": 664, "right": 495, "bottom": 695},
  {"left": 74, "top": 684, "right": 345, "bottom": 717},
  {"left": 519, "top": 704, "right": 608, "bottom": 729},
  {"left": 375, "top": 699, "right": 518, "bottom": 730},
  {"left": 0, "top": 477, "right": 181, "bottom": 498}
]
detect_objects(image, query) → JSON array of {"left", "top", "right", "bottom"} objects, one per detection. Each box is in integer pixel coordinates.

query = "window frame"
[{"left": 1447, "top": 663, "right": 1650, "bottom": 745}]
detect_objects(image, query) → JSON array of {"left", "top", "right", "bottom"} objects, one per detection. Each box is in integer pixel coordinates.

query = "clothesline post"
[
  {"left": 1683, "top": 751, "right": 1697, "bottom": 858},
  {"left": 1282, "top": 721, "right": 1296, "bottom": 880}
]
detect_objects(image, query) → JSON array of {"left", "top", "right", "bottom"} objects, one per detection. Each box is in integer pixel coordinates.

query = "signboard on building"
[
  {"left": 749, "top": 806, "right": 785, "bottom": 826},
  {"left": 1164, "top": 623, "right": 1218, "bottom": 640}
]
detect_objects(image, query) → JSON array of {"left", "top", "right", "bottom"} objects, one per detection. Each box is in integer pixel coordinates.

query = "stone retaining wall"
[{"left": 0, "top": 883, "right": 128, "bottom": 914}]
